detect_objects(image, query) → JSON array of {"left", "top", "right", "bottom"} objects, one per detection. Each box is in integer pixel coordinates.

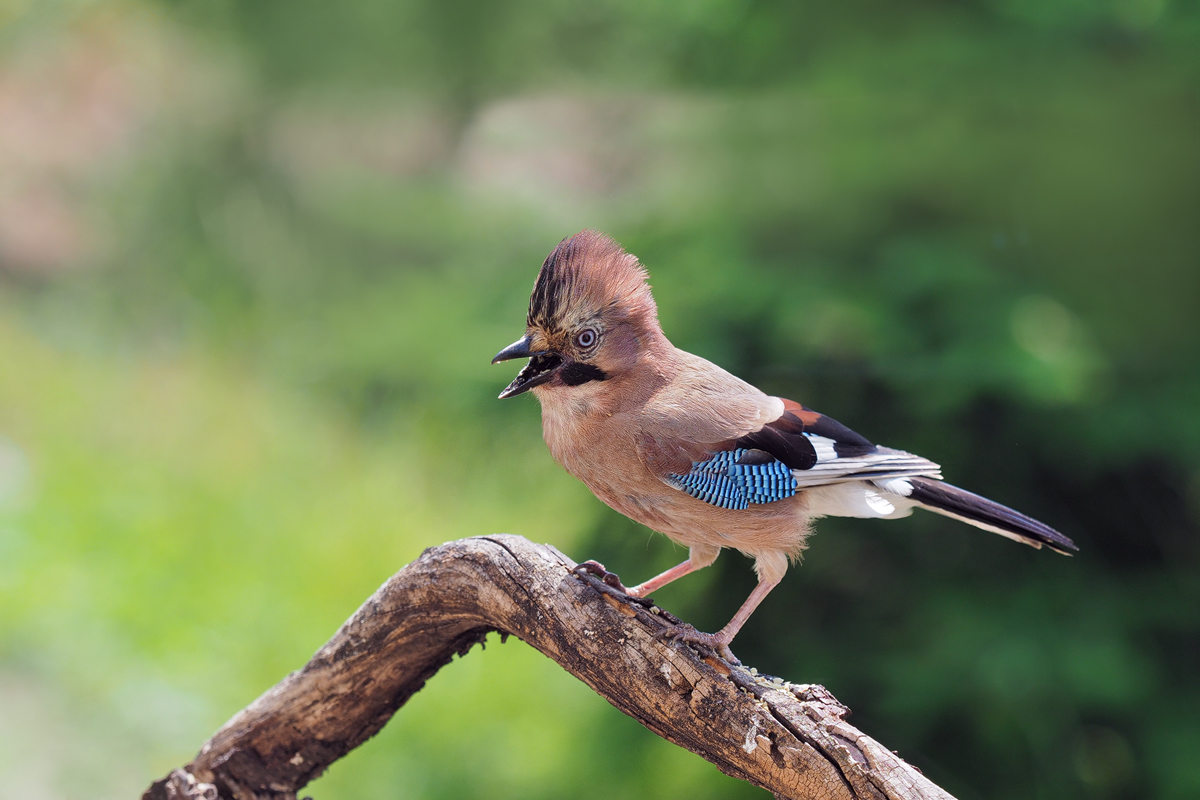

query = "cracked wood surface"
[{"left": 142, "top": 535, "right": 956, "bottom": 800}]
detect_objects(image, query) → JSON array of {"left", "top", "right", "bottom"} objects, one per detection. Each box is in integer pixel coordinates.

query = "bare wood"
[{"left": 142, "top": 535, "right": 956, "bottom": 800}]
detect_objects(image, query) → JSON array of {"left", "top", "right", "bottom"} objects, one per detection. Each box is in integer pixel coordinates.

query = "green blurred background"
[{"left": 0, "top": 1, "right": 1197, "bottom": 798}]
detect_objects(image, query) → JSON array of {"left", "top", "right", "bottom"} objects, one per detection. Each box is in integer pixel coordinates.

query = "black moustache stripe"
[{"left": 559, "top": 362, "right": 608, "bottom": 386}]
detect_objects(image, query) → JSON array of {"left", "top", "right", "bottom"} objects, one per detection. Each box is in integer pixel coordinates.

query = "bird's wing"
[
  {"left": 639, "top": 350, "right": 785, "bottom": 447},
  {"left": 741, "top": 399, "right": 943, "bottom": 489},
  {"left": 641, "top": 393, "right": 1079, "bottom": 554},
  {"left": 638, "top": 391, "right": 941, "bottom": 510}
]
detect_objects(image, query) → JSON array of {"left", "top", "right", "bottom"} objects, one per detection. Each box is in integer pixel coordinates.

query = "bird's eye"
[{"left": 575, "top": 329, "right": 597, "bottom": 348}]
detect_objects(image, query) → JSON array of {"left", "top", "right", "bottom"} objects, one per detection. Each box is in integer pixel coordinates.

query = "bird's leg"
[
  {"left": 628, "top": 545, "right": 720, "bottom": 598},
  {"left": 626, "top": 557, "right": 706, "bottom": 598},
  {"left": 655, "top": 578, "right": 780, "bottom": 663}
]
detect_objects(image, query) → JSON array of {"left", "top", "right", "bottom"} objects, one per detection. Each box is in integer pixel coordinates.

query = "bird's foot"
[
  {"left": 654, "top": 623, "right": 740, "bottom": 665},
  {"left": 572, "top": 560, "right": 631, "bottom": 594}
]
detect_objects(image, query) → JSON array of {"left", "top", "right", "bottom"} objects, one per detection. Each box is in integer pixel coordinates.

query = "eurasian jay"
[{"left": 493, "top": 230, "right": 1077, "bottom": 658}]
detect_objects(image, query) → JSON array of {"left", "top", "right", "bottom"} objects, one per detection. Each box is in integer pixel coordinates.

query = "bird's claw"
[
  {"left": 573, "top": 560, "right": 630, "bottom": 594},
  {"left": 573, "top": 566, "right": 737, "bottom": 662},
  {"left": 653, "top": 623, "right": 740, "bottom": 664}
]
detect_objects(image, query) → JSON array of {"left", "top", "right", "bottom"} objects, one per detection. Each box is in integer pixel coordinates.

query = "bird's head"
[{"left": 493, "top": 230, "right": 661, "bottom": 399}]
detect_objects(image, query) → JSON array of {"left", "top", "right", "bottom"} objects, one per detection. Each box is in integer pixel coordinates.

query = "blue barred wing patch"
[{"left": 667, "top": 449, "right": 798, "bottom": 510}]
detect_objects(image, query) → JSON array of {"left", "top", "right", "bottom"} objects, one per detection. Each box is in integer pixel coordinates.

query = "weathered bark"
[{"left": 143, "top": 535, "right": 955, "bottom": 800}]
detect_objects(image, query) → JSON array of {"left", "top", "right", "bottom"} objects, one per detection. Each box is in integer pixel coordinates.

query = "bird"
[{"left": 493, "top": 230, "right": 1077, "bottom": 659}]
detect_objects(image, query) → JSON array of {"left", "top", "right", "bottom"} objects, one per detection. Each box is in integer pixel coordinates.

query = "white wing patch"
[{"left": 804, "top": 433, "right": 838, "bottom": 462}]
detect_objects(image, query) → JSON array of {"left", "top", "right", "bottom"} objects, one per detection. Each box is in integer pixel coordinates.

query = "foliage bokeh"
[{"left": 0, "top": 1, "right": 1197, "bottom": 798}]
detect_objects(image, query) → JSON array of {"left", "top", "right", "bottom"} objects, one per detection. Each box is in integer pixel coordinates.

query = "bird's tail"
[{"left": 902, "top": 477, "right": 1078, "bottom": 554}]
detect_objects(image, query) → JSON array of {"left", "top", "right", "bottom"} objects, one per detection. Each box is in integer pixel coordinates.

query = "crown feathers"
[{"left": 528, "top": 230, "right": 658, "bottom": 333}]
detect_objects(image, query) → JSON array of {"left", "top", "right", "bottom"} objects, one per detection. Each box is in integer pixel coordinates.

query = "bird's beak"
[
  {"left": 491, "top": 336, "right": 533, "bottom": 364},
  {"left": 493, "top": 335, "right": 564, "bottom": 399}
]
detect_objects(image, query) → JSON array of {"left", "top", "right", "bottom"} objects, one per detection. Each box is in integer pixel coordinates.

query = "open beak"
[{"left": 492, "top": 335, "right": 563, "bottom": 398}]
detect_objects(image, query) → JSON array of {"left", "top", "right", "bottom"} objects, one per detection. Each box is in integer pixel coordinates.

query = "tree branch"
[{"left": 142, "top": 535, "right": 955, "bottom": 800}]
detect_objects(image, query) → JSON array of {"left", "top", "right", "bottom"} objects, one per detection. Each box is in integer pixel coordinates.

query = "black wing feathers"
[
  {"left": 732, "top": 406, "right": 877, "bottom": 471},
  {"left": 735, "top": 417, "right": 818, "bottom": 470},
  {"left": 802, "top": 414, "right": 876, "bottom": 458}
]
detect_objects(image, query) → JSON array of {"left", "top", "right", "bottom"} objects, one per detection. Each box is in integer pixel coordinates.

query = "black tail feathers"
[{"left": 907, "top": 478, "right": 1078, "bottom": 555}]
